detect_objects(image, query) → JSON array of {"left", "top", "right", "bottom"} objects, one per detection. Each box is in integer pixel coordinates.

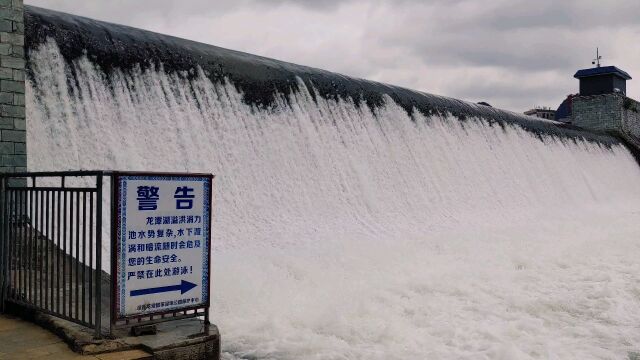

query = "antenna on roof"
[{"left": 591, "top": 47, "right": 602, "bottom": 68}]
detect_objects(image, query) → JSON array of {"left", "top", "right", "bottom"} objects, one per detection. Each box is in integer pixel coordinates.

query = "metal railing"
[{"left": 0, "top": 171, "right": 104, "bottom": 337}]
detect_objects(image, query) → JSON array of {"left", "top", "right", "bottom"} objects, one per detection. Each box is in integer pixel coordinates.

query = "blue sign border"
[{"left": 115, "top": 175, "right": 211, "bottom": 318}]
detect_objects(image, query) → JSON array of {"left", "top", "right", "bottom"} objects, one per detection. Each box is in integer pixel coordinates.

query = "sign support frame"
[{"left": 110, "top": 171, "right": 213, "bottom": 330}]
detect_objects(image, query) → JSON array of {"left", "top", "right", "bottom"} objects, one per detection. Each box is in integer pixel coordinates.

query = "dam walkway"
[{"left": 0, "top": 313, "right": 150, "bottom": 360}]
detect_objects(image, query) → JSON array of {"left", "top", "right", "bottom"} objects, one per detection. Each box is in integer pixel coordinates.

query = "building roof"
[
  {"left": 524, "top": 108, "right": 554, "bottom": 115},
  {"left": 574, "top": 66, "right": 631, "bottom": 80}
]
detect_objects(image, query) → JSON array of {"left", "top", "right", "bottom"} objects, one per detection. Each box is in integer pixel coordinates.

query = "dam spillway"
[{"left": 23, "top": 5, "right": 640, "bottom": 359}]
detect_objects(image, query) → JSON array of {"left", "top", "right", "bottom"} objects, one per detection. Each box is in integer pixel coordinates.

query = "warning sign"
[{"left": 113, "top": 173, "right": 212, "bottom": 319}]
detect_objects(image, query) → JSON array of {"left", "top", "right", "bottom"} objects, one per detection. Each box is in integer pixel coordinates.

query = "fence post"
[
  {"left": 0, "top": 176, "right": 6, "bottom": 312},
  {"left": 94, "top": 173, "right": 102, "bottom": 338},
  {"left": 109, "top": 173, "right": 117, "bottom": 336}
]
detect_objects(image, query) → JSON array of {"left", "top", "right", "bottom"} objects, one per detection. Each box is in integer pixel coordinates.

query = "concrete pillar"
[{"left": 0, "top": 0, "right": 24, "bottom": 175}]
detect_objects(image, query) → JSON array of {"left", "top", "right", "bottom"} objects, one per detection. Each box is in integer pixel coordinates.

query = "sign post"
[{"left": 111, "top": 172, "right": 212, "bottom": 328}]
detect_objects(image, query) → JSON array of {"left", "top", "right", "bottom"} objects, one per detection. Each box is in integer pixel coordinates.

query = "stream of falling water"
[{"left": 26, "top": 40, "right": 640, "bottom": 359}]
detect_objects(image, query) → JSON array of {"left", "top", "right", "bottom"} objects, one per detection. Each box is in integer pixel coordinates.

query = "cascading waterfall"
[{"left": 25, "top": 8, "right": 640, "bottom": 360}]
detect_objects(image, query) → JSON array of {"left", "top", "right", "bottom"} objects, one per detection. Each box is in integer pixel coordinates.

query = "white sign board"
[{"left": 114, "top": 174, "right": 211, "bottom": 319}]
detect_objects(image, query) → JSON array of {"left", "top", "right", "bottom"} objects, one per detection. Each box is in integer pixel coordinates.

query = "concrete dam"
[{"left": 23, "top": 5, "right": 640, "bottom": 359}]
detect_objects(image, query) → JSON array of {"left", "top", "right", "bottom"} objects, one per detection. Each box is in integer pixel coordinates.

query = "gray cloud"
[
  {"left": 258, "top": 0, "right": 348, "bottom": 10},
  {"left": 25, "top": 0, "right": 640, "bottom": 112}
]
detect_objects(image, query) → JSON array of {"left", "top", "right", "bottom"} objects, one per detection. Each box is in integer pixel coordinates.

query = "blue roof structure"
[{"left": 574, "top": 66, "right": 631, "bottom": 80}]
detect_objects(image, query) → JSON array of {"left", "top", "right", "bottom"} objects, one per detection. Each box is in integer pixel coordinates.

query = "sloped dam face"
[{"left": 24, "top": 5, "right": 640, "bottom": 359}]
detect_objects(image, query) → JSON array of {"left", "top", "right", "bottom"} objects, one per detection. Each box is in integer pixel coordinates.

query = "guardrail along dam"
[{"left": 24, "top": 5, "right": 640, "bottom": 360}]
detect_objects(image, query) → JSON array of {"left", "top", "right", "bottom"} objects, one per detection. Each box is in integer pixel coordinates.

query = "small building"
[
  {"left": 524, "top": 107, "right": 556, "bottom": 120},
  {"left": 570, "top": 62, "right": 640, "bottom": 151},
  {"left": 574, "top": 66, "right": 632, "bottom": 96}
]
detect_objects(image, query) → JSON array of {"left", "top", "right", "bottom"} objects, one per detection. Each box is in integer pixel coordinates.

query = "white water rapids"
[{"left": 26, "top": 40, "right": 640, "bottom": 359}]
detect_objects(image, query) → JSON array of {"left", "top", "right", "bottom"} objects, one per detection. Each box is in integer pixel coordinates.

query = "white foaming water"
[{"left": 27, "top": 41, "right": 640, "bottom": 359}]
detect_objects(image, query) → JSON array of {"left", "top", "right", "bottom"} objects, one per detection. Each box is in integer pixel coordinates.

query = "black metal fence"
[{"left": 0, "top": 171, "right": 104, "bottom": 338}]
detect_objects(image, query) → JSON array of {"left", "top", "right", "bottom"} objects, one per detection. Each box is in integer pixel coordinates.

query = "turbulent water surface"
[{"left": 26, "top": 39, "right": 640, "bottom": 360}]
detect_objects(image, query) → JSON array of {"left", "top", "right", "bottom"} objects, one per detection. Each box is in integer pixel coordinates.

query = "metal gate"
[{"left": 0, "top": 171, "right": 104, "bottom": 337}]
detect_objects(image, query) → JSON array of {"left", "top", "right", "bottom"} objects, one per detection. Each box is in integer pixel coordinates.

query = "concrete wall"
[
  {"left": 572, "top": 93, "right": 640, "bottom": 150},
  {"left": 0, "top": 0, "right": 24, "bottom": 174},
  {"left": 621, "top": 97, "right": 640, "bottom": 149}
]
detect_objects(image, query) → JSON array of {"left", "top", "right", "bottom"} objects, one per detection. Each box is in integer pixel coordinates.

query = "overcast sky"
[{"left": 26, "top": 0, "right": 640, "bottom": 112}]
